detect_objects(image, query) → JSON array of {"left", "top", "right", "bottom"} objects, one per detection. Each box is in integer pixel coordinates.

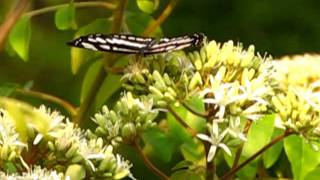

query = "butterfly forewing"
[{"left": 67, "top": 33, "right": 205, "bottom": 55}]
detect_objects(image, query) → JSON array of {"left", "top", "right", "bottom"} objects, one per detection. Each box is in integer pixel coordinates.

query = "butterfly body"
[{"left": 67, "top": 33, "right": 205, "bottom": 55}]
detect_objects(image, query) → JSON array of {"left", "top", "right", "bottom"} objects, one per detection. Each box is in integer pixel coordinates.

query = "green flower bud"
[
  {"left": 98, "top": 158, "right": 112, "bottom": 171},
  {"left": 163, "top": 73, "right": 172, "bottom": 86},
  {"left": 121, "top": 123, "right": 137, "bottom": 141},
  {"left": 66, "top": 145, "right": 78, "bottom": 158},
  {"left": 167, "top": 87, "right": 177, "bottom": 98},
  {"left": 149, "top": 86, "right": 164, "bottom": 99},
  {"left": 8, "top": 151, "right": 16, "bottom": 161},
  {"left": 47, "top": 141, "right": 55, "bottom": 151},
  {"left": 156, "top": 100, "right": 168, "bottom": 107},
  {"left": 164, "top": 92, "right": 176, "bottom": 102},
  {"left": 71, "top": 155, "right": 84, "bottom": 163},
  {"left": 134, "top": 73, "right": 146, "bottom": 84},
  {"left": 152, "top": 71, "right": 167, "bottom": 91},
  {"left": 188, "top": 72, "right": 203, "bottom": 90}
]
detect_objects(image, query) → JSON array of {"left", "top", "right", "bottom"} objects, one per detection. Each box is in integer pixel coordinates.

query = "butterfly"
[{"left": 67, "top": 33, "right": 205, "bottom": 55}]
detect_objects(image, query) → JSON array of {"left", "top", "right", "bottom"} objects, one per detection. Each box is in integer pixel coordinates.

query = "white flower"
[
  {"left": 228, "top": 117, "right": 247, "bottom": 141},
  {"left": 201, "top": 79, "right": 243, "bottom": 120},
  {"left": 197, "top": 121, "right": 231, "bottom": 162}
]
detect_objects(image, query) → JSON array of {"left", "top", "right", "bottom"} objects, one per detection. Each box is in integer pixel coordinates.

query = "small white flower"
[
  {"left": 228, "top": 117, "right": 247, "bottom": 141},
  {"left": 202, "top": 81, "right": 243, "bottom": 120},
  {"left": 197, "top": 121, "right": 231, "bottom": 162}
]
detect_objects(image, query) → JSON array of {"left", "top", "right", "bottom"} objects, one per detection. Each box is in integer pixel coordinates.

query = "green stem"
[
  {"left": 15, "top": 89, "right": 77, "bottom": 117},
  {"left": 75, "top": 0, "right": 127, "bottom": 125},
  {"left": 167, "top": 106, "right": 197, "bottom": 137},
  {"left": 143, "top": 0, "right": 179, "bottom": 36},
  {"left": 25, "top": 1, "right": 116, "bottom": 17},
  {"left": 220, "top": 130, "right": 295, "bottom": 180}
]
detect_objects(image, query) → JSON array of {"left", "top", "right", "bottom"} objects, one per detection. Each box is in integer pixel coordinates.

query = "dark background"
[{"left": 1, "top": 0, "right": 320, "bottom": 106}]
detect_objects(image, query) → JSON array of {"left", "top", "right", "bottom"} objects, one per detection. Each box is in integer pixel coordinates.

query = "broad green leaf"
[
  {"left": 80, "top": 60, "right": 103, "bottom": 103},
  {"left": 55, "top": 3, "right": 77, "bottom": 30},
  {"left": 125, "top": 12, "right": 162, "bottom": 37},
  {"left": 142, "top": 128, "right": 174, "bottom": 162},
  {"left": 242, "top": 115, "right": 275, "bottom": 156},
  {"left": 65, "top": 164, "right": 86, "bottom": 180},
  {"left": 0, "top": 83, "right": 19, "bottom": 96},
  {"left": 263, "top": 128, "right": 284, "bottom": 168},
  {"left": 180, "top": 139, "right": 206, "bottom": 167},
  {"left": 0, "top": 97, "right": 50, "bottom": 142},
  {"left": 71, "top": 19, "right": 111, "bottom": 74},
  {"left": 237, "top": 115, "right": 275, "bottom": 178},
  {"left": 304, "top": 167, "right": 320, "bottom": 180},
  {"left": 171, "top": 169, "right": 205, "bottom": 180},
  {"left": 167, "top": 102, "right": 206, "bottom": 145},
  {"left": 91, "top": 56, "right": 128, "bottom": 111},
  {"left": 9, "top": 16, "right": 31, "bottom": 61},
  {"left": 284, "top": 135, "right": 320, "bottom": 180},
  {"left": 136, "top": 0, "right": 159, "bottom": 14}
]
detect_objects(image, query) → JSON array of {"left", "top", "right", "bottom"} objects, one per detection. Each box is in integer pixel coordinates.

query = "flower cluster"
[
  {"left": 0, "top": 106, "right": 133, "bottom": 179},
  {"left": 92, "top": 92, "right": 158, "bottom": 145},
  {"left": 272, "top": 54, "right": 320, "bottom": 141}
]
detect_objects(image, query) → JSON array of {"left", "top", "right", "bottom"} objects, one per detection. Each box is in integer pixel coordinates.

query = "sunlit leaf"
[
  {"left": 284, "top": 135, "right": 320, "bottom": 180},
  {"left": 55, "top": 3, "right": 77, "bottom": 30},
  {"left": 235, "top": 115, "right": 275, "bottom": 178},
  {"left": 136, "top": 0, "right": 159, "bottom": 14},
  {"left": 142, "top": 128, "right": 174, "bottom": 162},
  {"left": 9, "top": 16, "right": 31, "bottom": 61},
  {"left": 70, "top": 19, "right": 111, "bottom": 74},
  {"left": 0, "top": 97, "right": 50, "bottom": 142},
  {"left": 305, "top": 167, "right": 320, "bottom": 180},
  {"left": 125, "top": 11, "right": 162, "bottom": 37}
]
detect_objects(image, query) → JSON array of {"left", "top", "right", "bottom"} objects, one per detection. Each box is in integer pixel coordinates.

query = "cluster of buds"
[
  {"left": 92, "top": 92, "right": 158, "bottom": 145},
  {"left": 272, "top": 54, "right": 320, "bottom": 141},
  {"left": 192, "top": 40, "right": 275, "bottom": 122},
  {"left": 0, "top": 106, "right": 133, "bottom": 179}
]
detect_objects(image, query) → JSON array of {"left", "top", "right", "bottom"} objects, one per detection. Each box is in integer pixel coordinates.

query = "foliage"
[{"left": 1, "top": 0, "right": 320, "bottom": 179}]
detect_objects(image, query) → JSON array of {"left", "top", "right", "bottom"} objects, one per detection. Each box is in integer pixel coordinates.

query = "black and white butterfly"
[{"left": 67, "top": 33, "right": 205, "bottom": 55}]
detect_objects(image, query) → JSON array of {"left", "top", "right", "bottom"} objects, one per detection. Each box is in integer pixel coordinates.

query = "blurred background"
[{"left": 0, "top": 0, "right": 320, "bottom": 108}]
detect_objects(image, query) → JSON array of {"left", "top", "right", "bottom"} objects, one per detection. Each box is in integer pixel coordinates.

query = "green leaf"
[
  {"left": 237, "top": 115, "right": 275, "bottom": 178},
  {"left": 9, "top": 16, "right": 31, "bottom": 61},
  {"left": 91, "top": 57, "right": 128, "bottom": 111},
  {"left": 80, "top": 60, "right": 103, "bottom": 103},
  {"left": 263, "top": 128, "right": 284, "bottom": 168},
  {"left": 142, "top": 128, "right": 174, "bottom": 162},
  {"left": 243, "top": 115, "right": 275, "bottom": 156},
  {"left": 0, "top": 83, "right": 19, "bottom": 96},
  {"left": 71, "top": 19, "right": 111, "bottom": 74},
  {"left": 180, "top": 139, "right": 206, "bottom": 167},
  {"left": 284, "top": 135, "right": 320, "bottom": 180},
  {"left": 65, "top": 164, "right": 86, "bottom": 180},
  {"left": 171, "top": 169, "right": 205, "bottom": 180},
  {"left": 304, "top": 167, "right": 320, "bottom": 180},
  {"left": 55, "top": 3, "right": 77, "bottom": 30},
  {"left": 136, "top": 0, "right": 159, "bottom": 14},
  {"left": 167, "top": 102, "right": 206, "bottom": 145},
  {"left": 125, "top": 11, "right": 162, "bottom": 37}
]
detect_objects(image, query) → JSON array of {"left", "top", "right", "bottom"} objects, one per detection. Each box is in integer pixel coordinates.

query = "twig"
[
  {"left": 142, "top": 0, "right": 179, "bottom": 36},
  {"left": 0, "top": 0, "right": 30, "bottom": 51},
  {"left": 220, "top": 130, "right": 295, "bottom": 180},
  {"left": 182, "top": 101, "right": 209, "bottom": 118},
  {"left": 15, "top": 89, "right": 77, "bottom": 117},
  {"left": 133, "top": 139, "right": 170, "bottom": 180},
  {"left": 167, "top": 106, "right": 197, "bottom": 137},
  {"left": 25, "top": 1, "right": 116, "bottom": 17}
]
